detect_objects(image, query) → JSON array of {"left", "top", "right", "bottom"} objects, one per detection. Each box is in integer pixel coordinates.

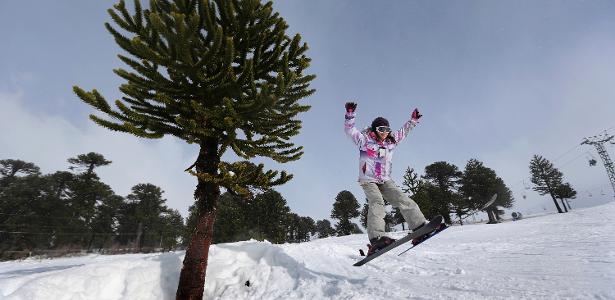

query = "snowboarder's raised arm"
[
  {"left": 343, "top": 102, "right": 366, "bottom": 147},
  {"left": 393, "top": 108, "right": 422, "bottom": 144}
]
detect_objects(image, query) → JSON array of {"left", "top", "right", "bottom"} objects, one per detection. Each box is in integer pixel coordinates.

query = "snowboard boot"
[{"left": 367, "top": 236, "right": 396, "bottom": 256}]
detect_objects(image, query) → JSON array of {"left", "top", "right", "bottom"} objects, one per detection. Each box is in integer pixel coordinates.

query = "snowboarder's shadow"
[
  {"left": 0, "top": 264, "right": 84, "bottom": 279},
  {"left": 153, "top": 252, "right": 183, "bottom": 300}
]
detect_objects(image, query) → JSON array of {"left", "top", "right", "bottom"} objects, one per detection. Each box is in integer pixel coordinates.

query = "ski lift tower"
[{"left": 581, "top": 132, "right": 615, "bottom": 199}]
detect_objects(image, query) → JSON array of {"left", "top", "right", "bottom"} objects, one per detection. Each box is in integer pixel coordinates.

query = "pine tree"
[
  {"left": 314, "top": 219, "right": 335, "bottom": 238},
  {"left": 299, "top": 216, "right": 316, "bottom": 241},
  {"left": 399, "top": 167, "right": 424, "bottom": 229},
  {"left": 360, "top": 202, "right": 368, "bottom": 229},
  {"left": 459, "top": 159, "right": 514, "bottom": 224},
  {"left": 159, "top": 209, "right": 185, "bottom": 250},
  {"left": 401, "top": 167, "right": 437, "bottom": 221},
  {"left": 0, "top": 159, "right": 40, "bottom": 181},
  {"left": 212, "top": 192, "right": 249, "bottom": 243},
  {"left": 422, "top": 161, "right": 462, "bottom": 224},
  {"left": 401, "top": 167, "right": 421, "bottom": 195},
  {"left": 247, "top": 189, "right": 291, "bottom": 243},
  {"left": 285, "top": 214, "right": 314, "bottom": 242},
  {"left": 553, "top": 182, "right": 576, "bottom": 212},
  {"left": 182, "top": 204, "right": 198, "bottom": 246},
  {"left": 351, "top": 223, "right": 363, "bottom": 234},
  {"left": 88, "top": 194, "right": 124, "bottom": 251},
  {"left": 67, "top": 153, "right": 111, "bottom": 177},
  {"left": 73, "top": 1, "right": 315, "bottom": 297},
  {"left": 67, "top": 153, "right": 114, "bottom": 248},
  {"left": 285, "top": 212, "right": 301, "bottom": 242},
  {"left": 331, "top": 191, "right": 360, "bottom": 236},
  {"left": 40, "top": 171, "right": 77, "bottom": 250},
  {"left": 125, "top": 183, "right": 169, "bottom": 250},
  {"left": 0, "top": 164, "right": 47, "bottom": 255},
  {"left": 529, "top": 155, "right": 565, "bottom": 213},
  {"left": 493, "top": 177, "right": 514, "bottom": 214}
]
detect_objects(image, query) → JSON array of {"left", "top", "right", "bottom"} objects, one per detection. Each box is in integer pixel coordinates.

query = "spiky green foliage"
[
  {"left": 529, "top": 155, "right": 565, "bottom": 213},
  {"left": 247, "top": 189, "right": 291, "bottom": 243},
  {"left": 331, "top": 190, "right": 360, "bottom": 236},
  {"left": 554, "top": 182, "right": 576, "bottom": 200},
  {"left": 74, "top": 0, "right": 315, "bottom": 195},
  {"left": 211, "top": 192, "right": 251, "bottom": 243},
  {"left": 314, "top": 219, "right": 335, "bottom": 238},
  {"left": 460, "top": 159, "right": 514, "bottom": 211},
  {"left": 0, "top": 159, "right": 41, "bottom": 179},
  {"left": 401, "top": 167, "right": 421, "bottom": 195},
  {"left": 285, "top": 213, "right": 315, "bottom": 243},
  {"left": 530, "top": 155, "right": 563, "bottom": 195},
  {"left": 422, "top": 161, "right": 462, "bottom": 224},
  {"left": 188, "top": 160, "right": 292, "bottom": 198},
  {"left": 553, "top": 182, "right": 576, "bottom": 212},
  {"left": 116, "top": 183, "right": 185, "bottom": 249},
  {"left": 67, "top": 153, "right": 112, "bottom": 176}
]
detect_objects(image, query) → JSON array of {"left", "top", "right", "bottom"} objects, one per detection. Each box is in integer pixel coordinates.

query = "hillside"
[{"left": 1, "top": 203, "right": 614, "bottom": 299}]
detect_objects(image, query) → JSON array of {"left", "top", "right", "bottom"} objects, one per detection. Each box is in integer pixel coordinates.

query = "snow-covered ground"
[{"left": 1, "top": 203, "right": 614, "bottom": 300}]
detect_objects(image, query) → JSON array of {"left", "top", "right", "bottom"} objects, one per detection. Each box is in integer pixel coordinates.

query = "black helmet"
[{"left": 371, "top": 117, "right": 389, "bottom": 132}]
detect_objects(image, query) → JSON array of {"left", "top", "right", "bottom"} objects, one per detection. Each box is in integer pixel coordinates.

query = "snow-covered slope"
[{"left": 1, "top": 203, "right": 614, "bottom": 300}]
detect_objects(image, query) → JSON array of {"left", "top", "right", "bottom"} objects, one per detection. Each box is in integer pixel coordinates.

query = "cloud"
[{"left": 0, "top": 88, "right": 197, "bottom": 217}]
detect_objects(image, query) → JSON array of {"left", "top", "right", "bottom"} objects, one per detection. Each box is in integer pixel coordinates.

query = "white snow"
[{"left": 1, "top": 203, "right": 614, "bottom": 300}]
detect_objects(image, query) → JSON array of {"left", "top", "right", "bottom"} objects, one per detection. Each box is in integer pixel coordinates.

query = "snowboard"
[
  {"left": 353, "top": 215, "right": 444, "bottom": 267},
  {"left": 397, "top": 222, "right": 448, "bottom": 256}
]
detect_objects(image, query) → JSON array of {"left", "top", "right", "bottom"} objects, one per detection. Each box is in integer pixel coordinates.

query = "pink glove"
[
  {"left": 411, "top": 108, "right": 422, "bottom": 122},
  {"left": 345, "top": 102, "right": 357, "bottom": 113}
]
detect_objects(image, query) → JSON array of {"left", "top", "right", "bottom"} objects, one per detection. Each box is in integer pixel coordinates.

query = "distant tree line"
[
  {"left": 3, "top": 153, "right": 571, "bottom": 260},
  {"left": 184, "top": 190, "right": 318, "bottom": 244},
  {"left": 1, "top": 154, "right": 330, "bottom": 260},
  {"left": 0, "top": 153, "right": 184, "bottom": 260}
]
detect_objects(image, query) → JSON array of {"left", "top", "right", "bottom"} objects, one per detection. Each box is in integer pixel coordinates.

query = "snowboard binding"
[
  {"left": 411, "top": 222, "right": 448, "bottom": 246},
  {"left": 360, "top": 236, "right": 396, "bottom": 257}
]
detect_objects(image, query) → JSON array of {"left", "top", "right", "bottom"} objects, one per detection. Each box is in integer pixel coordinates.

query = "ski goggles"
[{"left": 375, "top": 126, "right": 391, "bottom": 133}]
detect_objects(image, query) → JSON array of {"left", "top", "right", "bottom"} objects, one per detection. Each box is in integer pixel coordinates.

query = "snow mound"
[{"left": 1, "top": 203, "right": 614, "bottom": 299}]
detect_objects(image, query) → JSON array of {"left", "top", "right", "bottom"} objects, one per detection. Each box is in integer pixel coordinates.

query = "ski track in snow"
[{"left": 1, "top": 203, "right": 614, "bottom": 300}]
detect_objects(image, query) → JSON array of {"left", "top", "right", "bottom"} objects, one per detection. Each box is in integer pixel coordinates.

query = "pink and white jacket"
[{"left": 344, "top": 111, "right": 417, "bottom": 183}]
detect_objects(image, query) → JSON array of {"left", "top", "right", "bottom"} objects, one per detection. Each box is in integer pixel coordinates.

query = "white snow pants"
[{"left": 361, "top": 180, "right": 427, "bottom": 240}]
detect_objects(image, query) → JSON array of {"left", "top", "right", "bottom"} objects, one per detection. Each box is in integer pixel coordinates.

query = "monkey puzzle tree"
[
  {"left": 553, "top": 182, "right": 576, "bottom": 212},
  {"left": 529, "top": 155, "right": 564, "bottom": 213},
  {"left": 73, "top": 0, "right": 315, "bottom": 298},
  {"left": 331, "top": 190, "right": 360, "bottom": 236}
]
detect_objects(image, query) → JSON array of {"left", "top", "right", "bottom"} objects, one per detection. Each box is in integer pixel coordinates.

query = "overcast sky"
[{"left": 1, "top": 1, "right": 615, "bottom": 222}]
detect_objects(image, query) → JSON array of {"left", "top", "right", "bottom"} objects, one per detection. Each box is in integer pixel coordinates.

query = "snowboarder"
[{"left": 344, "top": 101, "right": 429, "bottom": 255}]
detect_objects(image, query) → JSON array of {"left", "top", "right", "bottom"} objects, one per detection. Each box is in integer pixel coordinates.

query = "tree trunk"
[
  {"left": 176, "top": 139, "right": 220, "bottom": 300},
  {"left": 86, "top": 232, "right": 96, "bottom": 252},
  {"left": 559, "top": 199, "right": 568, "bottom": 213},
  {"left": 486, "top": 210, "right": 496, "bottom": 224},
  {"left": 550, "top": 195, "right": 564, "bottom": 213},
  {"left": 134, "top": 222, "right": 142, "bottom": 251},
  {"left": 456, "top": 210, "right": 464, "bottom": 225},
  {"left": 544, "top": 183, "right": 564, "bottom": 213},
  {"left": 565, "top": 199, "right": 572, "bottom": 210}
]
